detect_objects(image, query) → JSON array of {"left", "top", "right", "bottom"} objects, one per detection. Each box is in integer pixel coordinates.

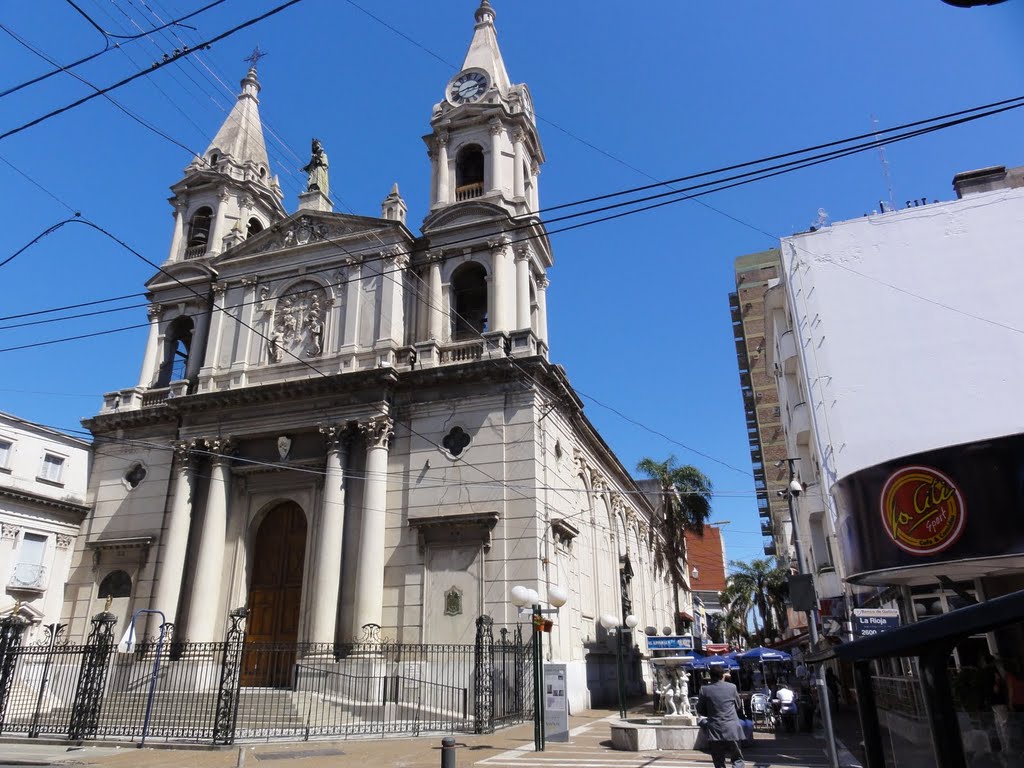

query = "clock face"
[
  {"left": 520, "top": 90, "right": 534, "bottom": 121},
  {"left": 450, "top": 71, "right": 488, "bottom": 104}
]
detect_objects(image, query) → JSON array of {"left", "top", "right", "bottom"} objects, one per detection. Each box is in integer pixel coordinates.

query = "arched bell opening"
[
  {"left": 450, "top": 262, "right": 488, "bottom": 341},
  {"left": 155, "top": 315, "right": 195, "bottom": 388},
  {"left": 455, "top": 144, "right": 484, "bottom": 201},
  {"left": 186, "top": 207, "right": 213, "bottom": 258}
]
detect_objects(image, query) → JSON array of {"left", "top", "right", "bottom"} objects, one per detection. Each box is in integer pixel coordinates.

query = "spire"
[
  {"left": 205, "top": 67, "right": 272, "bottom": 174},
  {"left": 460, "top": 0, "right": 511, "bottom": 94},
  {"left": 381, "top": 182, "right": 407, "bottom": 224}
]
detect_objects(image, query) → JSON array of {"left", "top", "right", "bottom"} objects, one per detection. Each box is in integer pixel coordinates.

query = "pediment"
[
  {"left": 216, "top": 211, "right": 407, "bottom": 263},
  {"left": 146, "top": 261, "right": 216, "bottom": 291},
  {"left": 422, "top": 201, "right": 512, "bottom": 233}
]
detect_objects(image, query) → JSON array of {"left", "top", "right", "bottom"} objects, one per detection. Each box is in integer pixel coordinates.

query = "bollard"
[{"left": 440, "top": 736, "right": 457, "bottom": 768}]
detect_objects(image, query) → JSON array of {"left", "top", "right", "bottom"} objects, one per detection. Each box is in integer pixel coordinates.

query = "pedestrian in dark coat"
[{"left": 696, "top": 665, "right": 745, "bottom": 768}]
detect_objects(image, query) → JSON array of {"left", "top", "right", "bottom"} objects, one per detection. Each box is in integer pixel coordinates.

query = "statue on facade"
[
  {"left": 306, "top": 296, "right": 323, "bottom": 357},
  {"left": 302, "top": 138, "right": 330, "bottom": 198}
]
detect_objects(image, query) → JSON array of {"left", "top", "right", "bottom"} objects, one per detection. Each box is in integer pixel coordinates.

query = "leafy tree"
[
  {"left": 636, "top": 455, "right": 713, "bottom": 633},
  {"left": 725, "top": 557, "right": 792, "bottom": 641}
]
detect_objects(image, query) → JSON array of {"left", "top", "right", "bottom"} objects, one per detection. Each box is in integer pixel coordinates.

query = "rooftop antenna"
[{"left": 872, "top": 114, "right": 896, "bottom": 213}]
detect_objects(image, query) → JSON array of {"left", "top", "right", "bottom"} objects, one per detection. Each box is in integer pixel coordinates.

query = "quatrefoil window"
[{"left": 442, "top": 426, "right": 471, "bottom": 458}]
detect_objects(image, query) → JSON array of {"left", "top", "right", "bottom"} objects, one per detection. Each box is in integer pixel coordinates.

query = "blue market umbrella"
[
  {"left": 738, "top": 646, "right": 791, "bottom": 662},
  {"left": 706, "top": 656, "right": 740, "bottom": 670}
]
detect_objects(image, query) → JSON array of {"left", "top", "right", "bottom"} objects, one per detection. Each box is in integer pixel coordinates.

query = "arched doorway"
[{"left": 243, "top": 502, "right": 307, "bottom": 687}]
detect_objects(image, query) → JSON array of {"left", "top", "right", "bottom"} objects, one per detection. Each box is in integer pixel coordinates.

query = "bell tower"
[
  {"left": 423, "top": 0, "right": 544, "bottom": 219},
  {"left": 417, "top": 2, "right": 552, "bottom": 361},
  {"left": 165, "top": 65, "right": 286, "bottom": 263}
]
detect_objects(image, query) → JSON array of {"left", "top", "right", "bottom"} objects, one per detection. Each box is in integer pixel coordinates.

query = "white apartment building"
[{"left": 0, "top": 413, "right": 90, "bottom": 640}]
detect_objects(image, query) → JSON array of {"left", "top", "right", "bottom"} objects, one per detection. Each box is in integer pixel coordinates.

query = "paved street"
[{"left": 0, "top": 708, "right": 856, "bottom": 768}]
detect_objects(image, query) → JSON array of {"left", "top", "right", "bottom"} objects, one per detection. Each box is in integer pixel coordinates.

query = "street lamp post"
[
  {"left": 782, "top": 458, "right": 839, "bottom": 768},
  {"left": 600, "top": 613, "right": 639, "bottom": 720},
  {"left": 509, "top": 584, "right": 568, "bottom": 752}
]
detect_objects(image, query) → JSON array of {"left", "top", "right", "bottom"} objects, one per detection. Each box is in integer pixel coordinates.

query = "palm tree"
[
  {"left": 719, "top": 580, "right": 756, "bottom": 645},
  {"left": 636, "top": 455, "right": 713, "bottom": 632},
  {"left": 727, "top": 557, "right": 791, "bottom": 641}
]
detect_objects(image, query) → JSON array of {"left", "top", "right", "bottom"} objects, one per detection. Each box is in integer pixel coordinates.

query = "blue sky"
[{"left": 1, "top": 0, "right": 1022, "bottom": 569}]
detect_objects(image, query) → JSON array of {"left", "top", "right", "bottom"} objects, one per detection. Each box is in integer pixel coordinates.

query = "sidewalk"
[{"left": 1, "top": 707, "right": 856, "bottom": 767}]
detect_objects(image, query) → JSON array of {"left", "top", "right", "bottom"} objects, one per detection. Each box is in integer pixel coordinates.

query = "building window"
[
  {"left": 450, "top": 262, "right": 487, "bottom": 340},
  {"left": 98, "top": 570, "right": 132, "bottom": 599},
  {"left": 186, "top": 206, "right": 213, "bottom": 258},
  {"left": 38, "top": 453, "right": 64, "bottom": 484},
  {"left": 247, "top": 217, "right": 264, "bottom": 237},
  {"left": 442, "top": 426, "right": 472, "bottom": 458},
  {"left": 123, "top": 463, "right": 147, "bottom": 490},
  {"left": 156, "top": 315, "right": 195, "bottom": 387},
  {"left": 10, "top": 532, "right": 47, "bottom": 589},
  {"left": 0, "top": 439, "right": 11, "bottom": 470}
]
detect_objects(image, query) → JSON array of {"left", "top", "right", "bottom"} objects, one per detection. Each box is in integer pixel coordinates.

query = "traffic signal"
[{"left": 786, "top": 574, "right": 817, "bottom": 613}]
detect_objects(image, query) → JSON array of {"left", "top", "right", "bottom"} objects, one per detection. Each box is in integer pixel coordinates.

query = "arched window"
[
  {"left": 450, "top": 262, "right": 487, "bottom": 341},
  {"left": 186, "top": 206, "right": 213, "bottom": 258},
  {"left": 247, "top": 217, "right": 264, "bottom": 237},
  {"left": 455, "top": 145, "right": 484, "bottom": 201},
  {"left": 98, "top": 570, "right": 132, "bottom": 599},
  {"left": 156, "top": 315, "right": 195, "bottom": 387}
]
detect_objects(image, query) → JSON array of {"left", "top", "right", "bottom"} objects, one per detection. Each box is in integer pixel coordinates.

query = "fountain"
[{"left": 609, "top": 656, "right": 703, "bottom": 751}]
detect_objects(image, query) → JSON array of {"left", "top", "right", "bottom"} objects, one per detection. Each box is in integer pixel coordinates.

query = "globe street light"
[
  {"left": 509, "top": 584, "right": 567, "bottom": 752},
  {"left": 601, "top": 613, "right": 639, "bottom": 719}
]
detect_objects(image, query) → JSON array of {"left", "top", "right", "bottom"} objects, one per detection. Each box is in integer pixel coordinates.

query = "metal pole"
[
  {"left": 615, "top": 625, "right": 626, "bottom": 720},
  {"left": 786, "top": 460, "right": 839, "bottom": 768},
  {"left": 532, "top": 604, "right": 544, "bottom": 752},
  {"left": 440, "top": 735, "right": 457, "bottom": 768},
  {"left": 125, "top": 608, "right": 166, "bottom": 749}
]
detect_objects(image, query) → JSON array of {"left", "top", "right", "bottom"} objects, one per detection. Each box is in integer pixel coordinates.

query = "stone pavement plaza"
[{"left": 1, "top": 709, "right": 846, "bottom": 768}]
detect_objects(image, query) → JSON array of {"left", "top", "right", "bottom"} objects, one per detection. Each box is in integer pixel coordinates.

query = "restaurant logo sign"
[{"left": 880, "top": 465, "right": 965, "bottom": 555}]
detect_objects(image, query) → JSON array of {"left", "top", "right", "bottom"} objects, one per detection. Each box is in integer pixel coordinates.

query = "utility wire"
[
  {"left": 0, "top": 0, "right": 230, "bottom": 99},
  {"left": 0, "top": 0, "right": 305, "bottom": 142}
]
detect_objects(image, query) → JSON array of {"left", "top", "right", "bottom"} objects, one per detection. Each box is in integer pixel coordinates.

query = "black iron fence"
[{"left": 0, "top": 610, "right": 532, "bottom": 744}]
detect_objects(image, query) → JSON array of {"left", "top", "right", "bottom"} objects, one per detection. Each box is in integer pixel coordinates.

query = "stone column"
[
  {"left": 537, "top": 276, "right": 549, "bottom": 346},
  {"left": 488, "top": 119, "right": 503, "bottom": 194},
  {"left": 436, "top": 134, "right": 450, "bottom": 206},
  {"left": 489, "top": 238, "right": 510, "bottom": 333},
  {"left": 427, "top": 253, "right": 444, "bottom": 341},
  {"left": 515, "top": 246, "right": 531, "bottom": 330},
  {"left": 202, "top": 283, "right": 227, "bottom": 380},
  {"left": 428, "top": 148, "right": 438, "bottom": 207},
  {"left": 187, "top": 437, "right": 234, "bottom": 642},
  {"left": 232, "top": 276, "right": 259, "bottom": 369},
  {"left": 351, "top": 417, "right": 394, "bottom": 638},
  {"left": 310, "top": 425, "right": 350, "bottom": 646},
  {"left": 208, "top": 189, "right": 230, "bottom": 256},
  {"left": 137, "top": 304, "right": 163, "bottom": 388},
  {"left": 377, "top": 248, "right": 408, "bottom": 348},
  {"left": 342, "top": 258, "right": 362, "bottom": 350},
  {"left": 513, "top": 131, "right": 526, "bottom": 200},
  {"left": 185, "top": 303, "right": 211, "bottom": 381},
  {"left": 151, "top": 441, "right": 196, "bottom": 627},
  {"left": 530, "top": 163, "right": 540, "bottom": 212},
  {"left": 168, "top": 202, "right": 186, "bottom": 262}
]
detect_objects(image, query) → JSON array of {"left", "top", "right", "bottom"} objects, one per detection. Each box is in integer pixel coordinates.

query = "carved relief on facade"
[
  {"left": 268, "top": 281, "right": 327, "bottom": 362},
  {"left": 253, "top": 215, "right": 351, "bottom": 253},
  {"left": 1, "top": 523, "right": 20, "bottom": 540},
  {"left": 56, "top": 534, "right": 74, "bottom": 549}
]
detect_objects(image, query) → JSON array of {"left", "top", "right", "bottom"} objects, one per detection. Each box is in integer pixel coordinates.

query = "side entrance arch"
[{"left": 243, "top": 501, "right": 307, "bottom": 687}]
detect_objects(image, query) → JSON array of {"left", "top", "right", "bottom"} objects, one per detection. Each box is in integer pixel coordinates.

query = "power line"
[
  {"left": 0, "top": 0, "right": 306, "bottom": 142},
  {"left": 0, "top": 0, "right": 230, "bottom": 99}
]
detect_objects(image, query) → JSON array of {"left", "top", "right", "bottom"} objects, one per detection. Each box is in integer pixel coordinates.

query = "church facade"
[{"left": 62, "top": 1, "right": 681, "bottom": 712}]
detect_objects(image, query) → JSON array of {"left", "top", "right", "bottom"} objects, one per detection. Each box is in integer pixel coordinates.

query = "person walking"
[{"left": 697, "top": 665, "right": 745, "bottom": 768}]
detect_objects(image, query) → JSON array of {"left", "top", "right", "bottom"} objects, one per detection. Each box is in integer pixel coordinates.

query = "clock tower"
[{"left": 419, "top": 1, "right": 551, "bottom": 359}]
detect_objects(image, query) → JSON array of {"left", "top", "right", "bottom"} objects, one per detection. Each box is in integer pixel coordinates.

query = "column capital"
[
  {"left": 203, "top": 436, "right": 236, "bottom": 459},
  {"left": 360, "top": 416, "right": 394, "bottom": 451},
  {"left": 514, "top": 244, "right": 531, "bottom": 262},
  {"left": 319, "top": 423, "right": 354, "bottom": 452},
  {"left": 173, "top": 439, "right": 201, "bottom": 466},
  {"left": 538, "top": 276, "right": 550, "bottom": 290},
  {"left": 488, "top": 235, "right": 512, "bottom": 252},
  {"left": 381, "top": 246, "right": 410, "bottom": 269},
  {"left": 217, "top": 188, "right": 231, "bottom": 203},
  {"left": 147, "top": 303, "right": 163, "bottom": 321},
  {"left": 212, "top": 281, "right": 227, "bottom": 296},
  {"left": 531, "top": 163, "right": 541, "bottom": 177},
  {"left": 240, "top": 275, "right": 259, "bottom": 288},
  {"left": 435, "top": 131, "right": 450, "bottom": 148},
  {"left": 488, "top": 118, "right": 504, "bottom": 136},
  {"left": 425, "top": 249, "right": 444, "bottom": 264},
  {"left": 513, "top": 129, "right": 526, "bottom": 144}
]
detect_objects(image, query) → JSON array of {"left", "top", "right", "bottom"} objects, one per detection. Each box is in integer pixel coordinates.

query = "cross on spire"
[{"left": 244, "top": 46, "right": 268, "bottom": 69}]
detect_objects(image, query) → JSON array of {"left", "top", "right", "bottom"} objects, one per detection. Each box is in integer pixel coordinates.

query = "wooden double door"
[{"left": 242, "top": 502, "right": 307, "bottom": 687}]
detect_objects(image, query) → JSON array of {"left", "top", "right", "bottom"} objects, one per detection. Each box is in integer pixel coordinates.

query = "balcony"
[
  {"left": 778, "top": 329, "right": 798, "bottom": 373},
  {"left": 760, "top": 522, "right": 774, "bottom": 537},
  {"left": 455, "top": 182, "right": 483, "bottom": 202},
  {"left": 789, "top": 401, "right": 811, "bottom": 444},
  {"left": 184, "top": 243, "right": 208, "bottom": 260},
  {"left": 8, "top": 563, "right": 47, "bottom": 591},
  {"left": 815, "top": 566, "right": 842, "bottom": 599},
  {"left": 440, "top": 339, "right": 485, "bottom": 363},
  {"left": 99, "top": 380, "right": 190, "bottom": 414}
]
